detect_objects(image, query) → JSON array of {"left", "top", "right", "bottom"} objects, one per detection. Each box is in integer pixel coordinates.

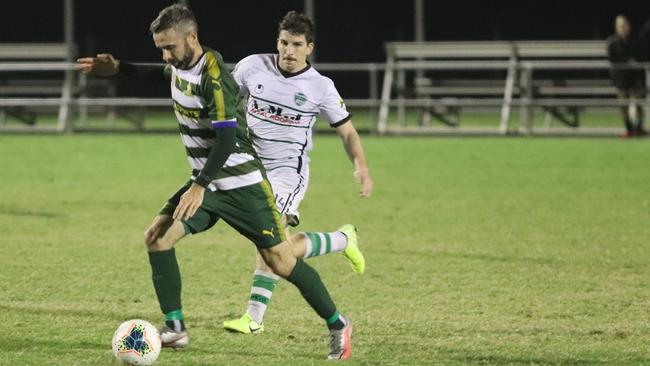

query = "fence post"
[
  {"left": 518, "top": 63, "right": 534, "bottom": 135},
  {"left": 377, "top": 52, "right": 395, "bottom": 135},
  {"left": 500, "top": 55, "right": 518, "bottom": 135},
  {"left": 645, "top": 65, "right": 650, "bottom": 128},
  {"left": 368, "top": 64, "right": 378, "bottom": 131},
  {"left": 57, "top": 0, "right": 75, "bottom": 133}
]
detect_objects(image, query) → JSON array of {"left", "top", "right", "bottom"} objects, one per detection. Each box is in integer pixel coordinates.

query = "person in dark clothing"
[
  {"left": 606, "top": 15, "right": 647, "bottom": 136},
  {"left": 639, "top": 16, "right": 650, "bottom": 60}
]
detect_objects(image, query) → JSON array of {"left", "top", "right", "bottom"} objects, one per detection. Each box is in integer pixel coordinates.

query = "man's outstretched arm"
[{"left": 76, "top": 53, "right": 167, "bottom": 81}]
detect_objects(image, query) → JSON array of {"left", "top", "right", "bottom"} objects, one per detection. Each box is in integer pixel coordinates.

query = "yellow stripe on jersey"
[
  {"left": 261, "top": 179, "right": 287, "bottom": 242},
  {"left": 205, "top": 52, "right": 226, "bottom": 122}
]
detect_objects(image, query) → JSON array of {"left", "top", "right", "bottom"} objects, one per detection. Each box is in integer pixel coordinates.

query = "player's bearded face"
[
  {"left": 171, "top": 40, "right": 195, "bottom": 69},
  {"left": 154, "top": 29, "right": 196, "bottom": 70}
]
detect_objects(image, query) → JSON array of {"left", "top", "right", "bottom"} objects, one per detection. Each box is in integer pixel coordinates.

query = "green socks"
[
  {"left": 149, "top": 249, "right": 343, "bottom": 331},
  {"left": 165, "top": 309, "right": 186, "bottom": 332},
  {"left": 149, "top": 249, "right": 182, "bottom": 316},
  {"left": 286, "top": 258, "right": 342, "bottom": 329}
]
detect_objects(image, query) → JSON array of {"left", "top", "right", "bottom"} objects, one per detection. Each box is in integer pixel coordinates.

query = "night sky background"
[{"left": 2, "top": 1, "right": 649, "bottom": 97}]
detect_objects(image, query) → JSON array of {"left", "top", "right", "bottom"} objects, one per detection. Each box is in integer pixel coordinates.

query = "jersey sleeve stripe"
[
  {"left": 330, "top": 114, "right": 352, "bottom": 128},
  {"left": 205, "top": 53, "right": 226, "bottom": 121}
]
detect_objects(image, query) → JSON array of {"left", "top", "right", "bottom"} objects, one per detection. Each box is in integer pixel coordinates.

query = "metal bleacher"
[
  {"left": 0, "top": 43, "right": 166, "bottom": 132},
  {"left": 0, "top": 43, "right": 76, "bottom": 131},
  {"left": 0, "top": 51, "right": 383, "bottom": 133},
  {"left": 378, "top": 40, "right": 650, "bottom": 135}
]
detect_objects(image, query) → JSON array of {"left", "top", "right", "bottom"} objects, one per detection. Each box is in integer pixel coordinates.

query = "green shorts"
[{"left": 160, "top": 180, "right": 285, "bottom": 249}]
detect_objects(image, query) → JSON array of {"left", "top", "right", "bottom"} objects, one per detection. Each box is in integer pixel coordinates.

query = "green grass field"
[
  {"left": 1, "top": 134, "right": 650, "bottom": 365},
  {"left": 0, "top": 106, "right": 627, "bottom": 133}
]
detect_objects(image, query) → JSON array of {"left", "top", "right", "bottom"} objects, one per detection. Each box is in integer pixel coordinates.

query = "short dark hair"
[
  {"left": 278, "top": 11, "right": 315, "bottom": 44},
  {"left": 149, "top": 4, "right": 198, "bottom": 35}
]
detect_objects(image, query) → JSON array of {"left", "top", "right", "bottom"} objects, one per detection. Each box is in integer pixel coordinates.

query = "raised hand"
[{"left": 75, "top": 53, "right": 119, "bottom": 76}]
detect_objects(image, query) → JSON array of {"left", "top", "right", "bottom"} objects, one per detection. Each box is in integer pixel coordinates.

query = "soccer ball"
[{"left": 111, "top": 319, "right": 161, "bottom": 365}]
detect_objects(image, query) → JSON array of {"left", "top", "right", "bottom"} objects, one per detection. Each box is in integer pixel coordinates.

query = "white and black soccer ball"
[{"left": 111, "top": 319, "right": 161, "bottom": 365}]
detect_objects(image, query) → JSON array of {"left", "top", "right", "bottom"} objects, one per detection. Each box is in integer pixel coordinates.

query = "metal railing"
[
  {"left": 1, "top": 59, "right": 649, "bottom": 135},
  {"left": 0, "top": 62, "right": 386, "bottom": 132}
]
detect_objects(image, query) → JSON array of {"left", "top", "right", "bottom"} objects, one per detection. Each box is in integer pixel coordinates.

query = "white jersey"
[{"left": 233, "top": 54, "right": 350, "bottom": 171}]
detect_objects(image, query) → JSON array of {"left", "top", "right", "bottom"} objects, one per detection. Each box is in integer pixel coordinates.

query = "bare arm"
[{"left": 336, "top": 120, "right": 373, "bottom": 197}]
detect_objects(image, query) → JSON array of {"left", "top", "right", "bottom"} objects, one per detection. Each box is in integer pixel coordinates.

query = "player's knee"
[
  {"left": 143, "top": 229, "right": 162, "bottom": 249},
  {"left": 147, "top": 237, "right": 174, "bottom": 252},
  {"left": 145, "top": 219, "right": 185, "bottom": 252},
  {"left": 291, "top": 232, "right": 306, "bottom": 243},
  {"left": 255, "top": 251, "right": 274, "bottom": 272},
  {"left": 289, "top": 233, "right": 307, "bottom": 257},
  {"left": 260, "top": 251, "right": 280, "bottom": 270},
  {"left": 259, "top": 246, "right": 294, "bottom": 278},
  {"left": 144, "top": 230, "right": 176, "bottom": 252},
  {"left": 144, "top": 232, "right": 155, "bottom": 248},
  {"left": 267, "top": 261, "right": 290, "bottom": 278}
]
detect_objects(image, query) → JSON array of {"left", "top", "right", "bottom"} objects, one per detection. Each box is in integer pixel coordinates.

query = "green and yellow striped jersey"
[{"left": 167, "top": 48, "right": 264, "bottom": 191}]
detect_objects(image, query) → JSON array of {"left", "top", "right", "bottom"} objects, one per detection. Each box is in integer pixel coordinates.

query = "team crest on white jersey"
[{"left": 294, "top": 92, "right": 307, "bottom": 106}]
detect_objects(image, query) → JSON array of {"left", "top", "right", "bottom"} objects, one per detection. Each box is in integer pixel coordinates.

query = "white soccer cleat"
[
  {"left": 327, "top": 318, "right": 353, "bottom": 361},
  {"left": 158, "top": 325, "right": 189, "bottom": 349}
]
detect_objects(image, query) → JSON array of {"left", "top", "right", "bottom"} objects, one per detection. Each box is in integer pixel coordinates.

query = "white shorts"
[{"left": 266, "top": 164, "right": 310, "bottom": 223}]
